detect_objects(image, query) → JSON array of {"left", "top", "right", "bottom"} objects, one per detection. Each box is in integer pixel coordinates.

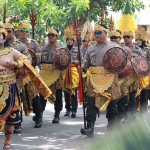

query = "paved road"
[{"left": 0, "top": 102, "right": 108, "bottom": 150}]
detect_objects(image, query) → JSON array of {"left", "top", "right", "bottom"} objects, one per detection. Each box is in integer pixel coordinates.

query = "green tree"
[{"left": 0, "top": 0, "right": 146, "bottom": 44}]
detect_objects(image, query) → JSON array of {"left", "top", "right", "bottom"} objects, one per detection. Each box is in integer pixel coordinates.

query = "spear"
[
  {"left": 30, "top": 9, "right": 36, "bottom": 39},
  {"left": 73, "top": 19, "right": 86, "bottom": 129},
  {"left": 3, "top": 4, "right": 6, "bottom": 23}
]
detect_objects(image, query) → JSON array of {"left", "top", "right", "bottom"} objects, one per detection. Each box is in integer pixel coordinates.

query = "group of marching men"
[{"left": 0, "top": 20, "right": 150, "bottom": 149}]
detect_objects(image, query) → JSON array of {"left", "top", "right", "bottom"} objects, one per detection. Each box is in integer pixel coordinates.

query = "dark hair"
[
  {"left": 116, "top": 29, "right": 122, "bottom": 35},
  {"left": 139, "top": 39, "right": 146, "bottom": 49},
  {"left": 66, "top": 38, "right": 74, "bottom": 43},
  {"left": 100, "top": 24, "right": 107, "bottom": 29}
]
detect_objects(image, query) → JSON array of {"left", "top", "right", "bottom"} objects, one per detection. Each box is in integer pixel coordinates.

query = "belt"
[
  {"left": 40, "top": 64, "right": 56, "bottom": 71},
  {"left": 0, "top": 73, "right": 16, "bottom": 83}
]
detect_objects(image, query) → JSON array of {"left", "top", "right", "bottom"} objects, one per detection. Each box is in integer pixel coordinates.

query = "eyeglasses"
[
  {"left": 94, "top": 31, "right": 102, "bottom": 36},
  {"left": 82, "top": 40, "right": 87, "bottom": 42},
  {"left": 7, "top": 30, "right": 12, "bottom": 33},
  {"left": 123, "top": 36, "right": 130, "bottom": 39},
  {"left": 20, "top": 29, "right": 29, "bottom": 33},
  {"left": 110, "top": 36, "right": 119, "bottom": 40},
  {"left": 48, "top": 34, "right": 56, "bottom": 37}
]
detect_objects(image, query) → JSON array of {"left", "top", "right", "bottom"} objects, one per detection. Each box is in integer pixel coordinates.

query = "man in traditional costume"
[
  {"left": 40, "top": 28, "right": 63, "bottom": 123},
  {"left": 63, "top": 26, "right": 79, "bottom": 117},
  {"left": 4, "top": 22, "right": 30, "bottom": 133},
  {"left": 80, "top": 24, "right": 122, "bottom": 136},
  {"left": 0, "top": 23, "right": 52, "bottom": 150}
]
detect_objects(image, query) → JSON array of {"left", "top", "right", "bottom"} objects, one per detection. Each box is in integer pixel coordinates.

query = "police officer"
[
  {"left": 39, "top": 28, "right": 63, "bottom": 123},
  {"left": 18, "top": 23, "right": 43, "bottom": 128},
  {"left": 80, "top": 24, "right": 122, "bottom": 136}
]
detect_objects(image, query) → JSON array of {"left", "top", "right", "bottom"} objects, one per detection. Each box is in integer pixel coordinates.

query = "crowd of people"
[{"left": 0, "top": 19, "right": 150, "bottom": 150}]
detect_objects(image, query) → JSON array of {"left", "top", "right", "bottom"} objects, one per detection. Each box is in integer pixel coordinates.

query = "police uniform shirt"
[
  {"left": 41, "top": 43, "right": 61, "bottom": 64},
  {"left": 21, "top": 38, "right": 41, "bottom": 64},
  {"left": 83, "top": 41, "right": 120, "bottom": 68}
]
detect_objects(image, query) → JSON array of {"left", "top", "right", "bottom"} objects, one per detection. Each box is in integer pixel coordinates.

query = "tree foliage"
[{"left": 0, "top": 0, "right": 146, "bottom": 44}]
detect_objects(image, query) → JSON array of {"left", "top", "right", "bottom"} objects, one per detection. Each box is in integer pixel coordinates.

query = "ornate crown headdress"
[
  {"left": 135, "top": 26, "right": 147, "bottom": 41},
  {"left": 81, "top": 21, "right": 93, "bottom": 43},
  {"left": 0, "top": 22, "right": 7, "bottom": 37},
  {"left": 64, "top": 25, "right": 76, "bottom": 41}
]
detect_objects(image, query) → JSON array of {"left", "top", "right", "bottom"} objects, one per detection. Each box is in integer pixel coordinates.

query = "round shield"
[
  {"left": 130, "top": 55, "right": 149, "bottom": 77},
  {"left": 28, "top": 48, "right": 37, "bottom": 67},
  {"left": 118, "top": 58, "right": 133, "bottom": 79},
  {"left": 52, "top": 47, "right": 71, "bottom": 71},
  {"left": 103, "top": 47, "right": 127, "bottom": 73}
]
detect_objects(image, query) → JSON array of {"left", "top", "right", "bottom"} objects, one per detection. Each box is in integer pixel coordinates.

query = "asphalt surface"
[{"left": 0, "top": 101, "right": 107, "bottom": 150}]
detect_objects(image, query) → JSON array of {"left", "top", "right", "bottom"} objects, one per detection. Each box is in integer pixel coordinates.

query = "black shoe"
[
  {"left": 64, "top": 111, "right": 70, "bottom": 116},
  {"left": 13, "top": 126, "right": 21, "bottom": 134},
  {"left": 52, "top": 117, "right": 59, "bottom": 123},
  {"left": 71, "top": 112, "right": 76, "bottom": 118},
  {"left": 52, "top": 111, "right": 60, "bottom": 123},
  {"left": 34, "top": 118, "right": 42, "bottom": 128},
  {"left": 80, "top": 120, "right": 94, "bottom": 137}
]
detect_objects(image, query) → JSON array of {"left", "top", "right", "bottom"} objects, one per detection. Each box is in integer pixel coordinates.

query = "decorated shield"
[
  {"left": 130, "top": 55, "right": 149, "bottom": 77},
  {"left": 118, "top": 58, "right": 133, "bottom": 79},
  {"left": 52, "top": 47, "right": 71, "bottom": 71},
  {"left": 103, "top": 47, "right": 127, "bottom": 74}
]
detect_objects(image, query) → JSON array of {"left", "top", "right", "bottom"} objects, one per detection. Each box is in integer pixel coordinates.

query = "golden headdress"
[
  {"left": 135, "top": 26, "right": 147, "bottom": 41},
  {"left": 123, "top": 30, "right": 133, "bottom": 36},
  {"left": 0, "top": 22, "right": 7, "bottom": 37},
  {"left": 145, "top": 32, "right": 150, "bottom": 47},
  {"left": 64, "top": 25, "right": 76, "bottom": 41},
  {"left": 18, "top": 23, "right": 30, "bottom": 29},
  {"left": 4, "top": 23, "right": 14, "bottom": 29},
  {"left": 110, "top": 30, "right": 122, "bottom": 38},
  {"left": 81, "top": 21, "right": 93, "bottom": 43},
  {"left": 94, "top": 24, "right": 107, "bottom": 32},
  {"left": 48, "top": 28, "right": 58, "bottom": 36}
]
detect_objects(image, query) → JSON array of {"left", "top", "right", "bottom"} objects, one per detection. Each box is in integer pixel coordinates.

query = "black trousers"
[
  {"left": 117, "top": 96, "right": 128, "bottom": 119},
  {"left": 64, "top": 89, "right": 78, "bottom": 112},
  {"left": 140, "top": 89, "right": 149, "bottom": 113},
  {"left": 40, "top": 89, "right": 63, "bottom": 112},
  {"left": 54, "top": 89, "right": 63, "bottom": 112},
  {"left": 127, "top": 91, "right": 137, "bottom": 113},
  {"left": 106, "top": 100, "right": 118, "bottom": 120},
  {"left": 85, "top": 97, "right": 98, "bottom": 121}
]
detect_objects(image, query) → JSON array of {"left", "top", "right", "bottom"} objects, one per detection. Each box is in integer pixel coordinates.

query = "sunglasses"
[
  {"left": 20, "top": 29, "right": 29, "bottom": 33},
  {"left": 110, "top": 36, "right": 119, "bottom": 40},
  {"left": 48, "top": 34, "right": 56, "bottom": 37},
  {"left": 123, "top": 36, "right": 130, "bottom": 39},
  {"left": 7, "top": 30, "right": 12, "bottom": 33},
  {"left": 94, "top": 31, "right": 102, "bottom": 36},
  {"left": 82, "top": 40, "right": 87, "bottom": 42}
]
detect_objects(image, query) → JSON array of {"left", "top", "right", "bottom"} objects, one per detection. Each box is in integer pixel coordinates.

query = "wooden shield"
[
  {"left": 103, "top": 47, "right": 127, "bottom": 74},
  {"left": 118, "top": 58, "right": 133, "bottom": 79},
  {"left": 130, "top": 55, "right": 149, "bottom": 77},
  {"left": 52, "top": 47, "right": 71, "bottom": 71}
]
